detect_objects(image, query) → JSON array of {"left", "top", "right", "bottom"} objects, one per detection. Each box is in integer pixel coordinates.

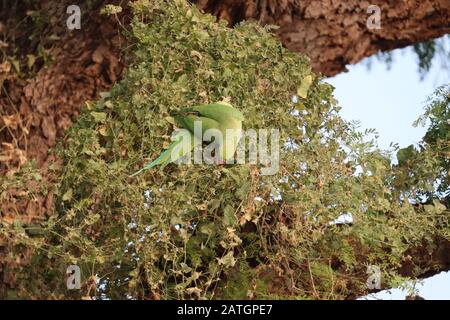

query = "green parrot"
[{"left": 130, "top": 101, "right": 244, "bottom": 176}]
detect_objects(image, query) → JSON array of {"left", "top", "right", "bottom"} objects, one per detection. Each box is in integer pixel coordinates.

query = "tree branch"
[{"left": 193, "top": 0, "right": 450, "bottom": 76}]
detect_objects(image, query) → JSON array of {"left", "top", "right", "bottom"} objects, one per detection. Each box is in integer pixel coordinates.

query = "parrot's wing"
[
  {"left": 130, "top": 129, "right": 200, "bottom": 177},
  {"left": 219, "top": 118, "right": 243, "bottom": 161},
  {"left": 175, "top": 114, "right": 221, "bottom": 139},
  {"left": 192, "top": 102, "right": 244, "bottom": 122}
]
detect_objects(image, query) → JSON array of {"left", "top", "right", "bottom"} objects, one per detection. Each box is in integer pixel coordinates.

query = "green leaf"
[
  {"left": 297, "top": 75, "right": 313, "bottom": 99},
  {"left": 91, "top": 111, "right": 107, "bottom": 123},
  {"left": 396, "top": 145, "right": 415, "bottom": 165},
  {"left": 27, "top": 54, "right": 36, "bottom": 69},
  {"left": 62, "top": 188, "right": 73, "bottom": 201},
  {"left": 217, "top": 251, "right": 236, "bottom": 268},
  {"left": 180, "top": 262, "right": 193, "bottom": 273},
  {"left": 223, "top": 205, "right": 237, "bottom": 226}
]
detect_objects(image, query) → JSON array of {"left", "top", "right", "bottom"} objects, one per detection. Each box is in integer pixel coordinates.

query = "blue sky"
[
  {"left": 327, "top": 45, "right": 449, "bottom": 300},
  {"left": 328, "top": 48, "right": 447, "bottom": 150}
]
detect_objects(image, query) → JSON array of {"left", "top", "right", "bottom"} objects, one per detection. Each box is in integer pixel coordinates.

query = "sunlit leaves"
[{"left": 3, "top": 0, "right": 448, "bottom": 300}]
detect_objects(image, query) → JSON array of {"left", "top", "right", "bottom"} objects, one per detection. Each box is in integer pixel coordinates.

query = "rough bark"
[
  {"left": 0, "top": 0, "right": 126, "bottom": 296},
  {"left": 193, "top": 0, "right": 450, "bottom": 76},
  {"left": 0, "top": 0, "right": 449, "bottom": 299}
]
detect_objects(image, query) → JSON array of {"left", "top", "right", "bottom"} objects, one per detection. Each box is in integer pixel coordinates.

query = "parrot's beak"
[{"left": 215, "top": 159, "right": 225, "bottom": 165}]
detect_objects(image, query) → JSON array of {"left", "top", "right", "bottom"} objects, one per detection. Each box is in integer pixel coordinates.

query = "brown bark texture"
[
  {"left": 0, "top": 0, "right": 449, "bottom": 298},
  {"left": 193, "top": 0, "right": 450, "bottom": 76}
]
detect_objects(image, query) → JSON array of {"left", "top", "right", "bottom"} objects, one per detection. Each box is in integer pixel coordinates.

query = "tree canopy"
[{"left": 0, "top": 0, "right": 449, "bottom": 299}]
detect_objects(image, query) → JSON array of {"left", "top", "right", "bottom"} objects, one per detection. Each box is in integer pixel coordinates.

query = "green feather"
[
  {"left": 130, "top": 130, "right": 200, "bottom": 177},
  {"left": 131, "top": 101, "right": 245, "bottom": 176},
  {"left": 193, "top": 101, "right": 244, "bottom": 122},
  {"left": 174, "top": 114, "right": 221, "bottom": 138}
]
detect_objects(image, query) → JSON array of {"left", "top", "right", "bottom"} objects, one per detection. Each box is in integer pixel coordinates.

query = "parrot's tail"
[{"left": 130, "top": 134, "right": 190, "bottom": 177}]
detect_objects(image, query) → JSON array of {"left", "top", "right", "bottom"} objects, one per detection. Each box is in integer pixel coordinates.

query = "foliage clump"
[{"left": 1, "top": 0, "right": 448, "bottom": 299}]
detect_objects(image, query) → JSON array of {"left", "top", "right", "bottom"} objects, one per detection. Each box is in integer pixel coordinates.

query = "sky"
[
  {"left": 328, "top": 48, "right": 447, "bottom": 150},
  {"left": 326, "top": 45, "right": 449, "bottom": 300}
]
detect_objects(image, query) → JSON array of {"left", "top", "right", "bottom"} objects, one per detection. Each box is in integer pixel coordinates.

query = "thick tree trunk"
[
  {"left": 193, "top": 0, "right": 450, "bottom": 76},
  {"left": 0, "top": 0, "right": 449, "bottom": 299},
  {"left": 0, "top": 0, "right": 125, "bottom": 297}
]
